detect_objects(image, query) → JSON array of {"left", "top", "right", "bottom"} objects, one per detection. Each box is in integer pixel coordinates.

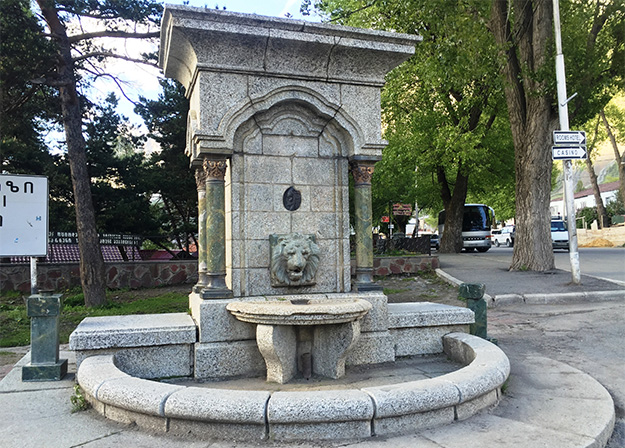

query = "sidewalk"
[
  {"left": 0, "top": 259, "right": 621, "bottom": 448},
  {"left": 436, "top": 252, "right": 625, "bottom": 306}
]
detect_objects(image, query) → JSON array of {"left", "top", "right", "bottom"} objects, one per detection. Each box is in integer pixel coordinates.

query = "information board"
[
  {"left": 0, "top": 174, "right": 49, "bottom": 256},
  {"left": 392, "top": 203, "right": 413, "bottom": 216}
]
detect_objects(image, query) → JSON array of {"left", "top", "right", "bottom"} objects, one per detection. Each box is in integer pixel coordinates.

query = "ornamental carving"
[
  {"left": 350, "top": 163, "right": 375, "bottom": 185},
  {"left": 203, "top": 158, "right": 228, "bottom": 180},
  {"left": 270, "top": 233, "right": 320, "bottom": 287},
  {"left": 195, "top": 166, "right": 208, "bottom": 189}
]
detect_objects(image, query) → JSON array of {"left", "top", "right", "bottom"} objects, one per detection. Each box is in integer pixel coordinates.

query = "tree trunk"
[
  {"left": 600, "top": 109, "right": 625, "bottom": 201},
  {"left": 37, "top": 0, "right": 106, "bottom": 307},
  {"left": 491, "top": 0, "right": 555, "bottom": 272},
  {"left": 585, "top": 117, "right": 608, "bottom": 228},
  {"left": 585, "top": 157, "right": 608, "bottom": 228},
  {"left": 438, "top": 165, "right": 469, "bottom": 253}
]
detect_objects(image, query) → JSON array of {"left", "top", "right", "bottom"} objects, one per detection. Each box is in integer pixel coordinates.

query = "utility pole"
[{"left": 553, "top": 0, "right": 581, "bottom": 284}]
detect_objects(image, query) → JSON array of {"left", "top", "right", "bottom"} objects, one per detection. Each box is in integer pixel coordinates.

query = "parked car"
[
  {"left": 492, "top": 226, "right": 515, "bottom": 247},
  {"left": 551, "top": 219, "right": 569, "bottom": 251}
]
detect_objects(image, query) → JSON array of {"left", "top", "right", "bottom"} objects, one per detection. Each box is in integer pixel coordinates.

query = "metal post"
[
  {"left": 553, "top": 0, "right": 581, "bottom": 284},
  {"left": 30, "top": 257, "right": 38, "bottom": 295}
]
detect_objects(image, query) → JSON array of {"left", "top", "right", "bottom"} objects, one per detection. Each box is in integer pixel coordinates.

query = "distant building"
[{"left": 550, "top": 181, "right": 620, "bottom": 217}]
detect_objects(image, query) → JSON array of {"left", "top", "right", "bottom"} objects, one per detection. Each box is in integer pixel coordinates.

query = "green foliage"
[
  {"left": 313, "top": 0, "right": 515, "bottom": 237},
  {"left": 70, "top": 385, "right": 90, "bottom": 413},
  {"left": 606, "top": 192, "right": 625, "bottom": 217},
  {"left": 0, "top": 289, "right": 189, "bottom": 347},
  {"left": 563, "top": 1, "right": 625, "bottom": 127},
  {"left": 83, "top": 94, "right": 158, "bottom": 235},
  {"left": 135, "top": 79, "right": 198, "bottom": 249},
  {"left": 576, "top": 206, "right": 598, "bottom": 229},
  {"left": 0, "top": 0, "right": 74, "bottom": 228},
  {"left": 575, "top": 180, "right": 585, "bottom": 193}
]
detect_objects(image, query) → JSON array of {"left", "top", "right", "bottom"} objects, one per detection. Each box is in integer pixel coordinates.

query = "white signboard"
[
  {"left": 0, "top": 174, "right": 49, "bottom": 256},
  {"left": 553, "top": 130, "right": 586, "bottom": 146},
  {"left": 552, "top": 145, "right": 588, "bottom": 160}
]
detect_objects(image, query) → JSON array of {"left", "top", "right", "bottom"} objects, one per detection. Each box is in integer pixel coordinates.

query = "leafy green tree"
[
  {"left": 600, "top": 104, "right": 625, "bottom": 201},
  {"left": 33, "top": 0, "right": 162, "bottom": 306},
  {"left": 491, "top": 0, "right": 624, "bottom": 271},
  {"left": 309, "top": 0, "right": 514, "bottom": 252},
  {"left": 135, "top": 79, "right": 198, "bottom": 253},
  {"left": 84, "top": 94, "right": 157, "bottom": 235},
  {"left": 0, "top": 0, "right": 57, "bottom": 175},
  {"left": 576, "top": 206, "right": 597, "bottom": 229},
  {"left": 0, "top": 0, "right": 77, "bottom": 233}
]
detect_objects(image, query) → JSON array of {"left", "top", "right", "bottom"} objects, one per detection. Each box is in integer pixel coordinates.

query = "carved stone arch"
[{"left": 223, "top": 86, "right": 364, "bottom": 157}]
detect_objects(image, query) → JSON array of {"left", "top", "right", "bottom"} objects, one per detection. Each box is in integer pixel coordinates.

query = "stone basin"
[
  {"left": 226, "top": 298, "right": 372, "bottom": 326},
  {"left": 226, "top": 298, "right": 373, "bottom": 383}
]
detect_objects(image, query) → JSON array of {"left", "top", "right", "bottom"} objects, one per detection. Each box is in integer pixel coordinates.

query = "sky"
[{"left": 84, "top": 0, "right": 319, "bottom": 142}]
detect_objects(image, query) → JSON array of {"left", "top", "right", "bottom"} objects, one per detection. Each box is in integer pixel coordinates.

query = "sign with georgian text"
[{"left": 0, "top": 174, "right": 48, "bottom": 256}]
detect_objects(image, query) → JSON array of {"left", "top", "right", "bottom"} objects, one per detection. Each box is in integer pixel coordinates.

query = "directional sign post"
[
  {"left": 553, "top": 130, "right": 586, "bottom": 146},
  {"left": 553, "top": 0, "right": 581, "bottom": 285},
  {"left": 552, "top": 145, "right": 587, "bottom": 160},
  {"left": 552, "top": 131, "right": 587, "bottom": 160}
]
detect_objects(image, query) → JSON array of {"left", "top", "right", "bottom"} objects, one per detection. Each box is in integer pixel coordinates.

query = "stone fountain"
[{"left": 70, "top": 6, "right": 509, "bottom": 442}]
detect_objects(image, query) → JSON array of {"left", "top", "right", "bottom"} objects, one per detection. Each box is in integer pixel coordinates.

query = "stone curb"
[
  {"left": 435, "top": 268, "right": 495, "bottom": 305},
  {"left": 492, "top": 290, "right": 625, "bottom": 307},
  {"left": 435, "top": 268, "right": 625, "bottom": 307},
  {"left": 76, "top": 332, "right": 508, "bottom": 442}
]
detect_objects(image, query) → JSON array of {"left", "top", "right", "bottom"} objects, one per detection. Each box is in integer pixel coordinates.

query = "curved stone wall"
[{"left": 76, "top": 332, "right": 509, "bottom": 442}]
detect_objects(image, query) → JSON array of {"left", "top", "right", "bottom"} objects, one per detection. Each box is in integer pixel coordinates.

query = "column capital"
[
  {"left": 349, "top": 161, "right": 376, "bottom": 186},
  {"left": 195, "top": 166, "right": 208, "bottom": 190},
  {"left": 203, "top": 158, "right": 228, "bottom": 181}
]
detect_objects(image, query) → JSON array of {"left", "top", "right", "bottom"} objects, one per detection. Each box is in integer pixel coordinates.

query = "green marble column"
[
  {"left": 350, "top": 160, "right": 382, "bottom": 292},
  {"left": 194, "top": 165, "right": 208, "bottom": 292},
  {"left": 202, "top": 158, "right": 232, "bottom": 299}
]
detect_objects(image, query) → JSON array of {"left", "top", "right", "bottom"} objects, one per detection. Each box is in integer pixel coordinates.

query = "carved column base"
[
  {"left": 200, "top": 273, "right": 232, "bottom": 299},
  {"left": 354, "top": 268, "right": 382, "bottom": 292},
  {"left": 193, "top": 272, "right": 209, "bottom": 294}
]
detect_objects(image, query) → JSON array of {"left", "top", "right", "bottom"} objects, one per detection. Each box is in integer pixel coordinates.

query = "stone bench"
[
  {"left": 69, "top": 313, "right": 197, "bottom": 379},
  {"left": 388, "top": 302, "right": 474, "bottom": 356}
]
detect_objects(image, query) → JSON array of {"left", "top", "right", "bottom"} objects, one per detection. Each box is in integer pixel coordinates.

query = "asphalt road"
[{"left": 483, "top": 246, "right": 625, "bottom": 284}]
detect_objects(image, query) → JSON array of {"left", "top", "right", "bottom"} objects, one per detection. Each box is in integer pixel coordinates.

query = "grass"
[
  {"left": 0, "top": 287, "right": 189, "bottom": 348},
  {"left": 383, "top": 288, "right": 410, "bottom": 295}
]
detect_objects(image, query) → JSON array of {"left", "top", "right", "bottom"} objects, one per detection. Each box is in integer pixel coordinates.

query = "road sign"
[
  {"left": 392, "top": 203, "right": 412, "bottom": 216},
  {"left": 552, "top": 145, "right": 588, "bottom": 160},
  {"left": 0, "top": 174, "right": 49, "bottom": 256},
  {"left": 553, "top": 130, "right": 586, "bottom": 146}
]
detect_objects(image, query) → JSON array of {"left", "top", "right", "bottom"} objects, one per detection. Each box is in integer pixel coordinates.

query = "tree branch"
[
  {"left": 82, "top": 68, "right": 138, "bottom": 105},
  {"left": 72, "top": 51, "right": 158, "bottom": 68},
  {"left": 69, "top": 30, "right": 159, "bottom": 44}
]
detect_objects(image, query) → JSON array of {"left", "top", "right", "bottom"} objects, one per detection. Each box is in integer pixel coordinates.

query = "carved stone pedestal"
[{"left": 227, "top": 298, "right": 371, "bottom": 383}]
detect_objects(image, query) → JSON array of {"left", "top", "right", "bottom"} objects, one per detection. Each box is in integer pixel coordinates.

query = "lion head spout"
[{"left": 270, "top": 233, "right": 320, "bottom": 287}]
